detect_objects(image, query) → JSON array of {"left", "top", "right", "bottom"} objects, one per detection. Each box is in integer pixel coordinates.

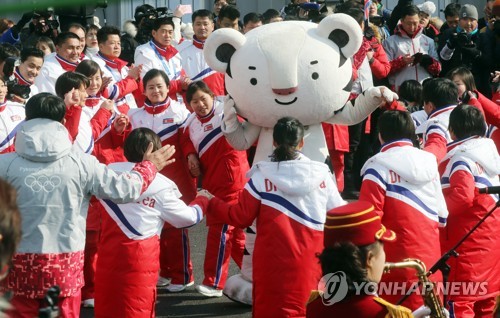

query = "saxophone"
[{"left": 384, "top": 258, "right": 445, "bottom": 318}]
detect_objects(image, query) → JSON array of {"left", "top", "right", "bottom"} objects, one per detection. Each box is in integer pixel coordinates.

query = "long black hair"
[
  {"left": 271, "top": 116, "right": 304, "bottom": 162},
  {"left": 318, "top": 241, "right": 382, "bottom": 294}
]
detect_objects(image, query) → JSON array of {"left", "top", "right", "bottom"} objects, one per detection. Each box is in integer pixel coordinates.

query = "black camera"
[
  {"left": 2, "top": 58, "right": 31, "bottom": 100},
  {"left": 33, "top": 10, "right": 60, "bottom": 35},
  {"left": 456, "top": 31, "right": 472, "bottom": 47},
  {"left": 369, "top": 15, "right": 385, "bottom": 27},
  {"left": 284, "top": 2, "right": 321, "bottom": 21},
  {"left": 135, "top": 7, "right": 174, "bottom": 44},
  {"left": 38, "top": 286, "right": 60, "bottom": 318}
]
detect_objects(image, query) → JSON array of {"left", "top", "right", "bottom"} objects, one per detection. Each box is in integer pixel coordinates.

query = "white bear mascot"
[{"left": 203, "top": 13, "right": 397, "bottom": 305}]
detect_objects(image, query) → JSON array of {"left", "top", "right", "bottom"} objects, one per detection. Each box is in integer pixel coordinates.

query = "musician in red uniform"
[{"left": 307, "top": 201, "right": 425, "bottom": 318}]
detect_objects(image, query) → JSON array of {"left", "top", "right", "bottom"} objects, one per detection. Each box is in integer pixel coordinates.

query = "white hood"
[
  {"left": 363, "top": 146, "right": 439, "bottom": 185},
  {"left": 15, "top": 119, "right": 72, "bottom": 162},
  {"left": 249, "top": 155, "right": 332, "bottom": 196},
  {"left": 445, "top": 138, "right": 500, "bottom": 176}
]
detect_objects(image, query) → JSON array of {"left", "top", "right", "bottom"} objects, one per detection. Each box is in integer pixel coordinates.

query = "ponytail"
[{"left": 271, "top": 117, "right": 304, "bottom": 162}]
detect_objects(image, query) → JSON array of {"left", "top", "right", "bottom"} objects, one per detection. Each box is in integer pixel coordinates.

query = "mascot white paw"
[{"left": 204, "top": 13, "right": 395, "bottom": 305}]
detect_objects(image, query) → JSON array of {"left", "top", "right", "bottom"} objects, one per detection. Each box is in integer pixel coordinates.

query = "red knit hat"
[{"left": 324, "top": 201, "right": 396, "bottom": 248}]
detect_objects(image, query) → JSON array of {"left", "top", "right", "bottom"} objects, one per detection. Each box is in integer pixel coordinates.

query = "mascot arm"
[
  {"left": 326, "top": 87, "right": 398, "bottom": 125},
  {"left": 222, "top": 96, "right": 262, "bottom": 150}
]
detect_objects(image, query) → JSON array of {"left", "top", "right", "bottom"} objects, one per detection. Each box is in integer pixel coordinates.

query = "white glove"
[
  {"left": 222, "top": 95, "right": 240, "bottom": 133},
  {"left": 412, "top": 305, "right": 450, "bottom": 318},
  {"left": 367, "top": 86, "right": 399, "bottom": 106},
  {"left": 412, "top": 305, "right": 431, "bottom": 318}
]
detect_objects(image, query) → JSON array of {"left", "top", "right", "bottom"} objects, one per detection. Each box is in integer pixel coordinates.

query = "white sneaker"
[
  {"left": 165, "top": 281, "right": 194, "bottom": 292},
  {"left": 156, "top": 276, "right": 171, "bottom": 287},
  {"left": 195, "top": 284, "right": 223, "bottom": 297},
  {"left": 82, "top": 299, "right": 95, "bottom": 308}
]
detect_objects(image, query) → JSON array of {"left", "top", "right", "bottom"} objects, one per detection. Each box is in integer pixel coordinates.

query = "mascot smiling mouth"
[{"left": 275, "top": 97, "right": 298, "bottom": 105}]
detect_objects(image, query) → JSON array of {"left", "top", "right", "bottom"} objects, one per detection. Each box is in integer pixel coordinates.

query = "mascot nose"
[{"left": 272, "top": 87, "right": 298, "bottom": 95}]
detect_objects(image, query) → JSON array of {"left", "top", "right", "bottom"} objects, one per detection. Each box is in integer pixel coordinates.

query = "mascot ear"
[
  {"left": 204, "top": 28, "right": 247, "bottom": 76},
  {"left": 317, "top": 13, "right": 363, "bottom": 60}
]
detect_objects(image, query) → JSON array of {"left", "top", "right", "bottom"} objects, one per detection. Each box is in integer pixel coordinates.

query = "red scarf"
[
  {"left": 97, "top": 52, "right": 128, "bottom": 73},
  {"left": 0, "top": 101, "right": 6, "bottom": 112},
  {"left": 196, "top": 103, "right": 216, "bottom": 123},
  {"left": 14, "top": 67, "right": 32, "bottom": 85},
  {"left": 152, "top": 40, "right": 178, "bottom": 60},
  {"left": 193, "top": 36, "right": 205, "bottom": 50},
  {"left": 86, "top": 96, "right": 101, "bottom": 107},
  {"left": 144, "top": 98, "right": 171, "bottom": 115},
  {"left": 380, "top": 139, "right": 413, "bottom": 152},
  {"left": 55, "top": 54, "right": 79, "bottom": 72}
]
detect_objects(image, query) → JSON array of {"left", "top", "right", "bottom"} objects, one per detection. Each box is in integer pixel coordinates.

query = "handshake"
[{"left": 197, "top": 189, "right": 214, "bottom": 200}]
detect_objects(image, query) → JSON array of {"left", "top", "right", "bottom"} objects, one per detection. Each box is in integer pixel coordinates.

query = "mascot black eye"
[
  {"left": 250, "top": 78, "right": 258, "bottom": 85},
  {"left": 312, "top": 72, "right": 319, "bottom": 80}
]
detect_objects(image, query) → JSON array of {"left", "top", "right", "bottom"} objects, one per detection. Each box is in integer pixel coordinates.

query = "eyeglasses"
[{"left": 86, "top": 33, "right": 97, "bottom": 39}]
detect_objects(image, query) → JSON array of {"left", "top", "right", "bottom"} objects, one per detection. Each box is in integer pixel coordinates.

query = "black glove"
[
  {"left": 461, "top": 46, "right": 482, "bottom": 59},
  {"left": 446, "top": 33, "right": 459, "bottom": 49},
  {"left": 11, "top": 12, "right": 34, "bottom": 37},
  {"left": 419, "top": 54, "right": 433, "bottom": 68}
]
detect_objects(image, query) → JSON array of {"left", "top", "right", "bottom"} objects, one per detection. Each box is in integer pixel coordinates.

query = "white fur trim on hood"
[{"left": 122, "top": 20, "right": 137, "bottom": 38}]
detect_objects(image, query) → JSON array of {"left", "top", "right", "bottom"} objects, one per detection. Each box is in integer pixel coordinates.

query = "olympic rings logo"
[{"left": 24, "top": 175, "right": 62, "bottom": 192}]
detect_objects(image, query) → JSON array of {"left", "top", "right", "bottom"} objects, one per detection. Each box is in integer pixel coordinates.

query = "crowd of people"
[{"left": 0, "top": 0, "right": 499, "bottom": 317}]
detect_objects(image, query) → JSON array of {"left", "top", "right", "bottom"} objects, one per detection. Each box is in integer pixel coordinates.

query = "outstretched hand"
[
  {"left": 187, "top": 153, "right": 201, "bottom": 177},
  {"left": 197, "top": 189, "right": 214, "bottom": 200},
  {"left": 372, "top": 87, "right": 398, "bottom": 108},
  {"left": 143, "top": 142, "right": 175, "bottom": 171}
]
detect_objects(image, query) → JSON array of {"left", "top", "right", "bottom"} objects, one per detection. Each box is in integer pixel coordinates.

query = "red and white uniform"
[
  {"left": 65, "top": 98, "right": 113, "bottom": 154},
  {"left": 181, "top": 101, "right": 248, "bottom": 289},
  {"left": 359, "top": 139, "right": 448, "bottom": 311},
  {"left": 135, "top": 40, "right": 187, "bottom": 102},
  {"left": 95, "top": 161, "right": 207, "bottom": 318},
  {"left": 0, "top": 101, "right": 25, "bottom": 154},
  {"left": 12, "top": 67, "right": 38, "bottom": 98},
  {"left": 34, "top": 53, "right": 81, "bottom": 95},
  {"left": 129, "top": 99, "right": 197, "bottom": 285},
  {"left": 94, "top": 52, "right": 138, "bottom": 113},
  {"left": 416, "top": 105, "right": 456, "bottom": 162},
  {"left": 469, "top": 92, "right": 500, "bottom": 153},
  {"left": 439, "top": 136, "right": 500, "bottom": 317},
  {"left": 322, "top": 123, "right": 348, "bottom": 192},
  {"left": 63, "top": 95, "right": 117, "bottom": 302},
  {"left": 209, "top": 154, "right": 345, "bottom": 317},
  {"left": 177, "top": 37, "right": 225, "bottom": 97}
]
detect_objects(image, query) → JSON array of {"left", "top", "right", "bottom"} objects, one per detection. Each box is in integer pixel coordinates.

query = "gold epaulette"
[
  {"left": 374, "top": 296, "right": 413, "bottom": 318},
  {"left": 306, "top": 290, "right": 323, "bottom": 305}
]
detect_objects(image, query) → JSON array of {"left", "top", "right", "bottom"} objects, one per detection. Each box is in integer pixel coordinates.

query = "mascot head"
[{"left": 204, "top": 14, "right": 363, "bottom": 127}]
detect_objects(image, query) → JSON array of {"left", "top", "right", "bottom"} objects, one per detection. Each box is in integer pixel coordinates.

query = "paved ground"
[{"left": 81, "top": 220, "right": 252, "bottom": 317}]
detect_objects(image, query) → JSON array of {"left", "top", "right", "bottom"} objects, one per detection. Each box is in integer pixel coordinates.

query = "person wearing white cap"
[{"left": 417, "top": 1, "right": 440, "bottom": 41}]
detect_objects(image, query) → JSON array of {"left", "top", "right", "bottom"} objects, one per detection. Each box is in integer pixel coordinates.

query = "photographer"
[
  {"left": 23, "top": 10, "right": 60, "bottom": 48},
  {"left": 0, "top": 12, "right": 34, "bottom": 45},
  {"left": 121, "top": 4, "right": 184, "bottom": 64},
  {"left": 3, "top": 48, "right": 44, "bottom": 104},
  {"left": 438, "top": 4, "right": 491, "bottom": 96}
]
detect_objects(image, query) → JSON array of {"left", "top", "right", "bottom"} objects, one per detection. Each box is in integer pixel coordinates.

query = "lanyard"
[{"left": 149, "top": 41, "right": 179, "bottom": 80}]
